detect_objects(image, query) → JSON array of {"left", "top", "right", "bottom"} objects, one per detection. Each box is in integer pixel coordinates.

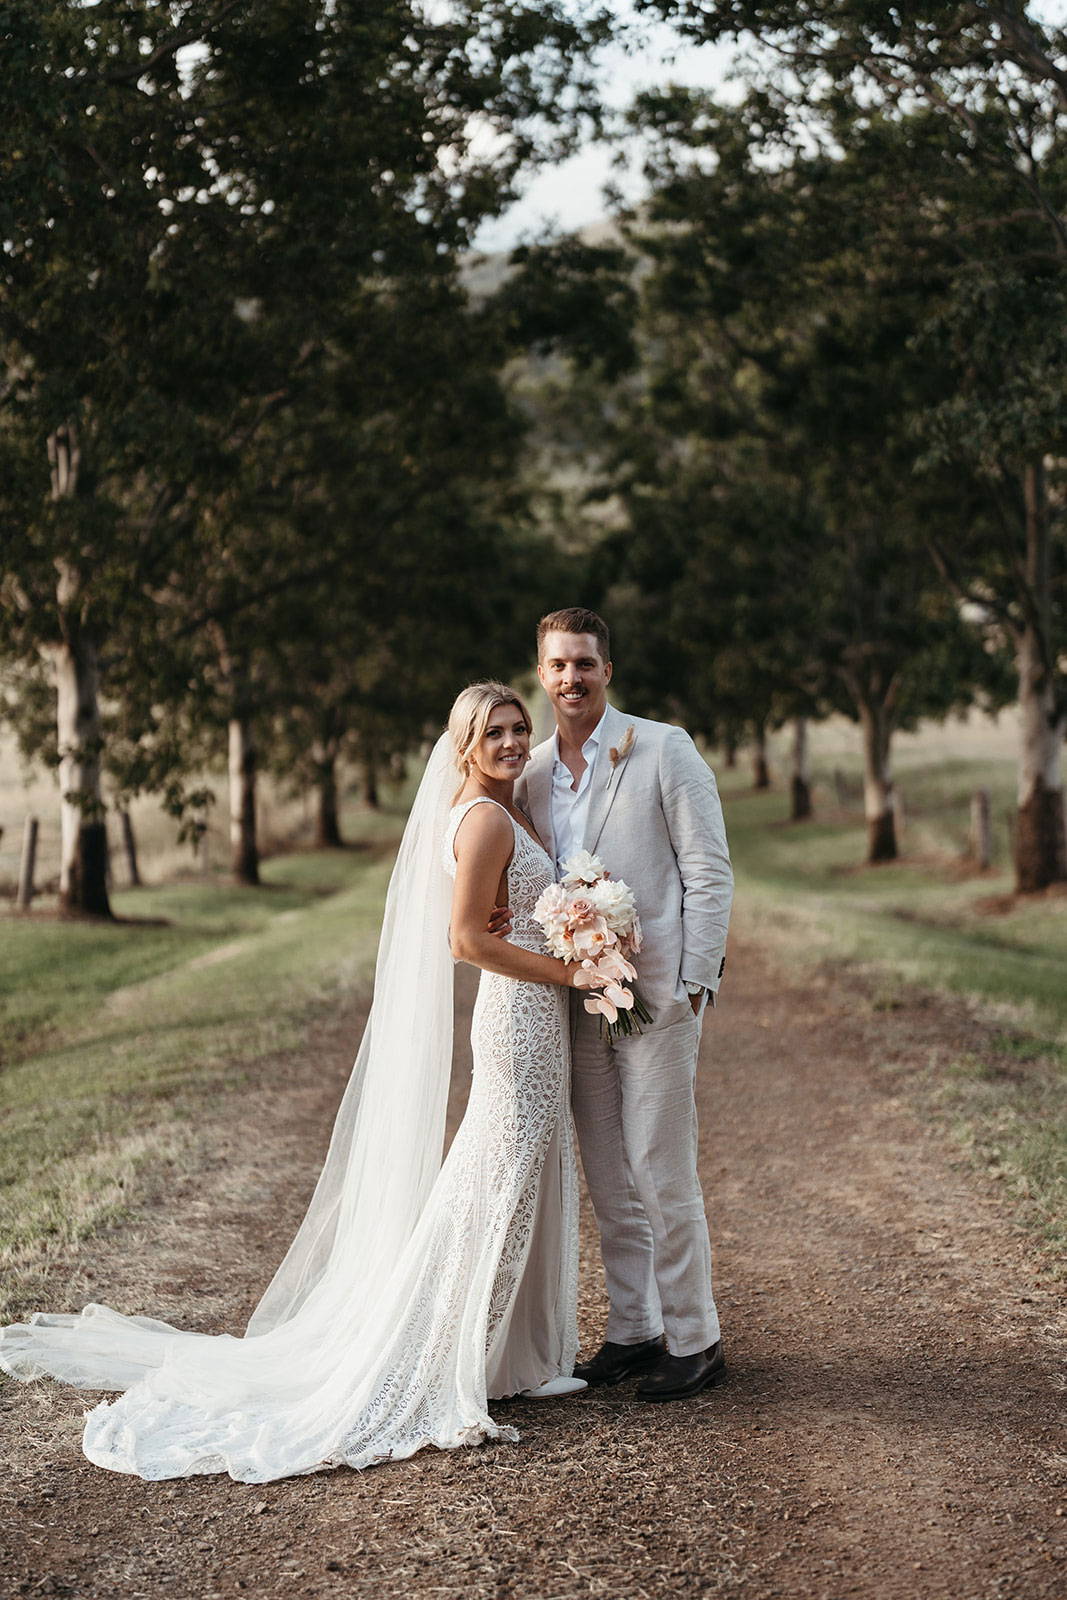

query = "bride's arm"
[{"left": 450, "top": 805, "right": 576, "bottom": 988}]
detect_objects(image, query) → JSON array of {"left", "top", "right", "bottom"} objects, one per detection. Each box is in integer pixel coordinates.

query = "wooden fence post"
[
  {"left": 970, "top": 787, "right": 992, "bottom": 870},
  {"left": 17, "top": 815, "right": 38, "bottom": 910}
]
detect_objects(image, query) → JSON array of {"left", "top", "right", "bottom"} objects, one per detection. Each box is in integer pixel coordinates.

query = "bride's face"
[{"left": 470, "top": 704, "right": 531, "bottom": 784}]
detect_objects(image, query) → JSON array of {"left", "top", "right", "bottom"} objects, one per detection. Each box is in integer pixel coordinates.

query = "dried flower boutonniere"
[{"left": 608, "top": 724, "right": 636, "bottom": 786}]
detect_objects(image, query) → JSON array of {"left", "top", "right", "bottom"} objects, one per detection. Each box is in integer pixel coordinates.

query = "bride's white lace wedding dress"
[{"left": 0, "top": 771, "right": 580, "bottom": 1481}]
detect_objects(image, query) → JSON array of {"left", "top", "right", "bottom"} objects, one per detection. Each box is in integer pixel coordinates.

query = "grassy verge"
[
  {"left": 0, "top": 808, "right": 401, "bottom": 1317},
  {"left": 719, "top": 754, "right": 1067, "bottom": 1255}
]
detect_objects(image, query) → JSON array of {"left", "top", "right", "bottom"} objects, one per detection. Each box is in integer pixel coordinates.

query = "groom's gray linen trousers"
[{"left": 518, "top": 704, "right": 733, "bottom": 1358}]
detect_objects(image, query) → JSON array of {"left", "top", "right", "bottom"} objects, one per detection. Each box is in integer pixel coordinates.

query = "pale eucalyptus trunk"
[
  {"left": 858, "top": 700, "right": 897, "bottom": 863},
  {"left": 1014, "top": 460, "right": 1066, "bottom": 892}
]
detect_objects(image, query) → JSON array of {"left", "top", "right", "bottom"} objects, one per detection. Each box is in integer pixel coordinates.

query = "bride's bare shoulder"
[{"left": 451, "top": 798, "right": 513, "bottom": 863}]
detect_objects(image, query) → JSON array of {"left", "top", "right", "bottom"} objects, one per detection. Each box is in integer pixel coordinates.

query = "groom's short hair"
[{"left": 537, "top": 608, "right": 611, "bottom": 663}]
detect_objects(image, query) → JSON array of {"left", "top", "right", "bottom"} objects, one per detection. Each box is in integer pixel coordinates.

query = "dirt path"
[{"left": 2, "top": 933, "right": 1064, "bottom": 1599}]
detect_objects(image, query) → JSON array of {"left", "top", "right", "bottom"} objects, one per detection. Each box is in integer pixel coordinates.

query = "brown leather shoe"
[
  {"left": 573, "top": 1336, "right": 666, "bottom": 1387},
  {"left": 634, "top": 1341, "right": 726, "bottom": 1401}
]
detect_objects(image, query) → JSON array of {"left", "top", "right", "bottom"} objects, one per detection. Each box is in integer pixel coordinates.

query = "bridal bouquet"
[{"left": 533, "top": 850, "right": 654, "bottom": 1037}]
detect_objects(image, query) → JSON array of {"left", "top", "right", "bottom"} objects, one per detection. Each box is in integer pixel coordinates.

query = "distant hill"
[{"left": 460, "top": 217, "right": 625, "bottom": 301}]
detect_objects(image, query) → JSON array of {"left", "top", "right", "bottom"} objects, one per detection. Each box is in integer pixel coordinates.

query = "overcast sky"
[{"left": 473, "top": 20, "right": 743, "bottom": 253}]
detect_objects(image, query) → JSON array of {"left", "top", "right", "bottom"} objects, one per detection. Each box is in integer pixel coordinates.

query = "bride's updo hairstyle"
[{"left": 448, "top": 681, "right": 534, "bottom": 800}]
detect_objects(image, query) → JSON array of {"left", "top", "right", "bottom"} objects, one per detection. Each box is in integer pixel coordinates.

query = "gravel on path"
[{"left": 1, "top": 931, "right": 1064, "bottom": 1600}]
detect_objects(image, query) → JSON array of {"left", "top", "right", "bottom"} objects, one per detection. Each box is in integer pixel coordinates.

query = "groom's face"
[{"left": 537, "top": 630, "right": 612, "bottom": 729}]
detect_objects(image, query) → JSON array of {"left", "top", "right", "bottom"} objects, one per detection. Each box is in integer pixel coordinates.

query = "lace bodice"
[{"left": 444, "top": 798, "right": 555, "bottom": 954}]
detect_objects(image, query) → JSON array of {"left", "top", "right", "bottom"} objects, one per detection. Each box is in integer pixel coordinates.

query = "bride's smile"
[{"left": 469, "top": 710, "right": 532, "bottom": 791}]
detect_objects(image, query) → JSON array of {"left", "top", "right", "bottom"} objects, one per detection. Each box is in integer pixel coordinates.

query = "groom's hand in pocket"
[{"left": 487, "top": 905, "right": 513, "bottom": 938}]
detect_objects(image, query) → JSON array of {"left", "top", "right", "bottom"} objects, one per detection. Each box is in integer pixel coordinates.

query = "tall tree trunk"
[
  {"left": 789, "top": 715, "right": 813, "bottom": 821},
  {"left": 119, "top": 808, "right": 142, "bottom": 887},
  {"left": 1014, "top": 460, "right": 1067, "bottom": 892},
  {"left": 228, "top": 714, "right": 260, "bottom": 885},
  {"left": 54, "top": 632, "right": 112, "bottom": 917},
  {"left": 723, "top": 736, "right": 738, "bottom": 770},
  {"left": 17, "top": 816, "right": 38, "bottom": 911},
  {"left": 361, "top": 751, "right": 380, "bottom": 810},
  {"left": 752, "top": 721, "right": 771, "bottom": 790},
  {"left": 313, "top": 739, "right": 343, "bottom": 848},
  {"left": 858, "top": 699, "right": 897, "bottom": 863},
  {"left": 48, "top": 424, "right": 111, "bottom": 918}
]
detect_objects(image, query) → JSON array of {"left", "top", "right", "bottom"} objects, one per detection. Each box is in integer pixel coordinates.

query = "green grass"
[
  {"left": 719, "top": 754, "right": 1067, "bottom": 1254},
  {"left": 0, "top": 796, "right": 408, "bottom": 1064},
  {"left": 0, "top": 811, "right": 402, "bottom": 1315},
  {"left": 722, "top": 760, "right": 1067, "bottom": 1030}
]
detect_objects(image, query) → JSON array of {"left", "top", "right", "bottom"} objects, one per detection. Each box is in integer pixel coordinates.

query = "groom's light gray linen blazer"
[{"left": 518, "top": 704, "right": 733, "bottom": 1016}]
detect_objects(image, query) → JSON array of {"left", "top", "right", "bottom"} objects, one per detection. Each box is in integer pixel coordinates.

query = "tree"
[
  {"left": 639, "top": 1, "right": 1066, "bottom": 886},
  {"left": 0, "top": 0, "right": 616, "bottom": 906},
  {"left": 639, "top": 3, "right": 1067, "bottom": 109},
  {"left": 598, "top": 92, "right": 1005, "bottom": 861}
]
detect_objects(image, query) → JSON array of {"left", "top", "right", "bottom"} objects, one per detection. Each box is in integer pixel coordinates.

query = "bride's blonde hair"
[{"left": 448, "top": 681, "right": 534, "bottom": 800}]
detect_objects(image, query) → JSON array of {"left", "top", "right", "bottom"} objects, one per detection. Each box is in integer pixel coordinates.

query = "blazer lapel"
[
  {"left": 523, "top": 741, "right": 557, "bottom": 862},
  {"left": 582, "top": 705, "right": 632, "bottom": 856}
]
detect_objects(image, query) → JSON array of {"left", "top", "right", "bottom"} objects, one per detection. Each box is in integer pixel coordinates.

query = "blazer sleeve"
[{"left": 659, "top": 727, "right": 733, "bottom": 997}]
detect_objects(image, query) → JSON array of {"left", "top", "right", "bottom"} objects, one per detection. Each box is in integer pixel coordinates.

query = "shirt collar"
[{"left": 552, "top": 707, "right": 609, "bottom": 772}]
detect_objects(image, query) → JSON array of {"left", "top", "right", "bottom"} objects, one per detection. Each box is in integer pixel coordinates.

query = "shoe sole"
[{"left": 634, "top": 1365, "right": 727, "bottom": 1402}]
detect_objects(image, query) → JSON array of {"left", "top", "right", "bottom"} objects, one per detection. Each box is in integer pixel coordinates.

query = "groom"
[{"left": 515, "top": 607, "right": 733, "bottom": 1401}]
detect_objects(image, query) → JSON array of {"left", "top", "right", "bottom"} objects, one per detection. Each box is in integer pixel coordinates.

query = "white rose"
[
  {"left": 589, "top": 877, "right": 637, "bottom": 935},
  {"left": 560, "top": 850, "right": 606, "bottom": 888}
]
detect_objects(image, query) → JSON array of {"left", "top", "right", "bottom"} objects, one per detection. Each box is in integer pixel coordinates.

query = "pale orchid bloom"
[
  {"left": 571, "top": 918, "right": 616, "bottom": 959},
  {"left": 596, "top": 948, "right": 638, "bottom": 985},
  {"left": 583, "top": 991, "right": 619, "bottom": 1023},
  {"left": 603, "top": 980, "right": 634, "bottom": 1010}
]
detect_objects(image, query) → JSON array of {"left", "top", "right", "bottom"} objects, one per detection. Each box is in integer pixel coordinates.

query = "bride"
[{"left": 0, "top": 681, "right": 590, "bottom": 1481}]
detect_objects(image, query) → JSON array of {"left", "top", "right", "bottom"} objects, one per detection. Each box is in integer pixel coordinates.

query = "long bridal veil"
[
  {"left": 0, "top": 733, "right": 498, "bottom": 1480},
  {"left": 249, "top": 730, "right": 456, "bottom": 1333}
]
